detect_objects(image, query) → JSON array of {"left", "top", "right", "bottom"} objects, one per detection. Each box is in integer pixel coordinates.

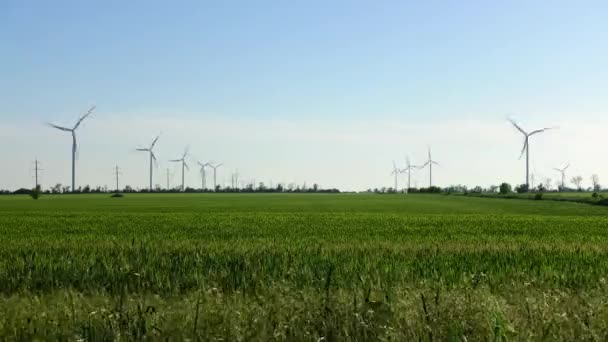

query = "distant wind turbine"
[
  {"left": 553, "top": 164, "right": 570, "bottom": 190},
  {"left": 197, "top": 161, "right": 210, "bottom": 190},
  {"left": 401, "top": 156, "right": 417, "bottom": 194},
  {"left": 419, "top": 147, "right": 439, "bottom": 188},
  {"left": 391, "top": 161, "right": 401, "bottom": 191},
  {"left": 508, "top": 118, "right": 554, "bottom": 189},
  {"left": 48, "top": 106, "right": 96, "bottom": 192},
  {"left": 136, "top": 134, "right": 160, "bottom": 192},
  {"left": 170, "top": 147, "right": 190, "bottom": 191},
  {"left": 209, "top": 163, "right": 223, "bottom": 191}
]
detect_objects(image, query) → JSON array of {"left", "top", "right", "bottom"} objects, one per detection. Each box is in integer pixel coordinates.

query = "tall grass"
[{"left": 1, "top": 194, "right": 607, "bottom": 340}]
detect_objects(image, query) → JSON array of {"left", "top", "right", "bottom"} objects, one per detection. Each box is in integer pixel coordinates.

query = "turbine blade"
[
  {"left": 184, "top": 162, "right": 190, "bottom": 171},
  {"left": 151, "top": 135, "right": 160, "bottom": 149},
  {"left": 136, "top": 148, "right": 149, "bottom": 152},
  {"left": 564, "top": 164, "right": 570, "bottom": 170},
  {"left": 48, "top": 123, "right": 72, "bottom": 132},
  {"left": 508, "top": 118, "right": 527, "bottom": 135},
  {"left": 529, "top": 128, "right": 551, "bottom": 136},
  {"left": 151, "top": 152, "right": 159, "bottom": 168},
  {"left": 518, "top": 139, "right": 528, "bottom": 159},
  {"left": 432, "top": 161, "right": 439, "bottom": 165},
  {"left": 73, "top": 106, "right": 96, "bottom": 130},
  {"left": 169, "top": 159, "right": 181, "bottom": 162},
  {"left": 216, "top": 163, "right": 223, "bottom": 168}
]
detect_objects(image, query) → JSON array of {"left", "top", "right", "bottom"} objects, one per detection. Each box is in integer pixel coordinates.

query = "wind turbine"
[
  {"left": 47, "top": 106, "right": 95, "bottom": 192},
  {"left": 197, "top": 161, "right": 210, "bottom": 190},
  {"left": 553, "top": 164, "right": 570, "bottom": 190},
  {"left": 170, "top": 147, "right": 190, "bottom": 191},
  {"left": 391, "top": 161, "right": 401, "bottom": 191},
  {"left": 509, "top": 118, "right": 554, "bottom": 189},
  {"left": 401, "top": 156, "right": 417, "bottom": 194},
  {"left": 209, "top": 163, "right": 223, "bottom": 191},
  {"left": 419, "top": 147, "right": 439, "bottom": 188},
  {"left": 136, "top": 134, "right": 160, "bottom": 192}
]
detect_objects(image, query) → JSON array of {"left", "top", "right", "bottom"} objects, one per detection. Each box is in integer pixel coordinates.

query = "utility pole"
[
  {"left": 33, "top": 159, "right": 42, "bottom": 189},
  {"left": 114, "top": 165, "right": 122, "bottom": 193}
]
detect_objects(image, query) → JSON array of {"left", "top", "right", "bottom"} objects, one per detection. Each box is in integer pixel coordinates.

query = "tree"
[
  {"left": 571, "top": 176, "right": 584, "bottom": 191},
  {"left": 499, "top": 183, "right": 512, "bottom": 195},
  {"left": 515, "top": 184, "right": 529, "bottom": 194},
  {"left": 489, "top": 185, "right": 499, "bottom": 193},
  {"left": 30, "top": 185, "right": 41, "bottom": 200},
  {"left": 51, "top": 183, "right": 62, "bottom": 194},
  {"left": 591, "top": 174, "right": 601, "bottom": 192}
]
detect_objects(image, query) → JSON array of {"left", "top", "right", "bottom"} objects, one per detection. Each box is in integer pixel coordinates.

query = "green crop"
[{"left": 0, "top": 193, "right": 607, "bottom": 340}]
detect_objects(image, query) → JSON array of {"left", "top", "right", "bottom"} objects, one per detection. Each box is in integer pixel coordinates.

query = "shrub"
[
  {"left": 30, "top": 186, "right": 41, "bottom": 200},
  {"left": 592, "top": 192, "right": 599, "bottom": 199},
  {"left": 111, "top": 193, "right": 124, "bottom": 198},
  {"left": 534, "top": 193, "right": 543, "bottom": 200},
  {"left": 499, "top": 183, "right": 512, "bottom": 195},
  {"left": 515, "top": 184, "right": 529, "bottom": 194}
]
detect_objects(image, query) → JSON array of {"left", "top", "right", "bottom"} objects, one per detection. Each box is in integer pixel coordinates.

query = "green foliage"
[
  {"left": 29, "top": 186, "right": 41, "bottom": 200},
  {"left": 0, "top": 194, "right": 608, "bottom": 339},
  {"left": 534, "top": 193, "right": 543, "bottom": 200},
  {"left": 499, "top": 182, "right": 512, "bottom": 195},
  {"left": 515, "top": 184, "right": 529, "bottom": 193}
]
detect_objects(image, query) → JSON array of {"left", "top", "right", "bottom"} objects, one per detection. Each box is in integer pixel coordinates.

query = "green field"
[{"left": 1, "top": 194, "right": 608, "bottom": 340}]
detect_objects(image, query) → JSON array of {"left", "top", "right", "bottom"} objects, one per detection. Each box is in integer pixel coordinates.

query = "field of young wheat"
[{"left": 1, "top": 193, "right": 607, "bottom": 340}]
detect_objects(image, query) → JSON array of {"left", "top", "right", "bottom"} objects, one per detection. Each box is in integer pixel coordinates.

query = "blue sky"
[{"left": 1, "top": 1, "right": 607, "bottom": 190}]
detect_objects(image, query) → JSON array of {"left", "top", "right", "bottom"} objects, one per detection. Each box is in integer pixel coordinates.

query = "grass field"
[{"left": 1, "top": 193, "right": 608, "bottom": 340}]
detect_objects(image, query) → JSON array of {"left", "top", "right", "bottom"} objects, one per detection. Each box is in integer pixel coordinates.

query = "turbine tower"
[
  {"left": 197, "top": 161, "right": 210, "bottom": 190},
  {"left": 391, "top": 161, "right": 401, "bottom": 191},
  {"left": 553, "top": 164, "right": 570, "bottom": 190},
  {"left": 136, "top": 135, "right": 160, "bottom": 192},
  {"left": 419, "top": 147, "right": 439, "bottom": 188},
  {"left": 48, "top": 106, "right": 95, "bottom": 192},
  {"left": 509, "top": 118, "right": 553, "bottom": 189},
  {"left": 209, "top": 163, "right": 223, "bottom": 191},
  {"left": 401, "top": 156, "right": 417, "bottom": 194},
  {"left": 170, "top": 147, "right": 190, "bottom": 191}
]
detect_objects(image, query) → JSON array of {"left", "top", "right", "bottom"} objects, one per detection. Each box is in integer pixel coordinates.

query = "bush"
[
  {"left": 499, "top": 183, "right": 512, "bottom": 195},
  {"left": 592, "top": 192, "right": 599, "bottom": 199},
  {"left": 111, "top": 193, "right": 124, "bottom": 198},
  {"left": 515, "top": 184, "right": 529, "bottom": 194},
  {"left": 534, "top": 193, "right": 543, "bottom": 200},
  {"left": 30, "top": 186, "right": 41, "bottom": 200}
]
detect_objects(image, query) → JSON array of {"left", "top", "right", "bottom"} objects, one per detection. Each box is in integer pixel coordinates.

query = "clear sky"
[{"left": 1, "top": 0, "right": 607, "bottom": 191}]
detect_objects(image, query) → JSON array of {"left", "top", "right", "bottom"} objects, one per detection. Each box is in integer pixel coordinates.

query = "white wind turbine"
[
  {"left": 508, "top": 118, "right": 554, "bottom": 189},
  {"left": 391, "top": 161, "right": 401, "bottom": 191},
  {"left": 48, "top": 106, "right": 96, "bottom": 192},
  {"left": 136, "top": 134, "right": 160, "bottom": 192},
  {"left": 419, "top": 147, "right": 439, "bottom": 188},
  {"left": 170, "top": 147, "right": 190, "bottom": 191},
  {"left": 197, "top": 161, "right": 210, "bottom": 190},
  {"left": 401, "top": 156, "right": 417, "bottom": 194},
  {"left": 553, "top": 164, "right": 570, "bottom": 190},
  {"left": 209, "top": 163, "right": 223, "bottom": 191}
]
